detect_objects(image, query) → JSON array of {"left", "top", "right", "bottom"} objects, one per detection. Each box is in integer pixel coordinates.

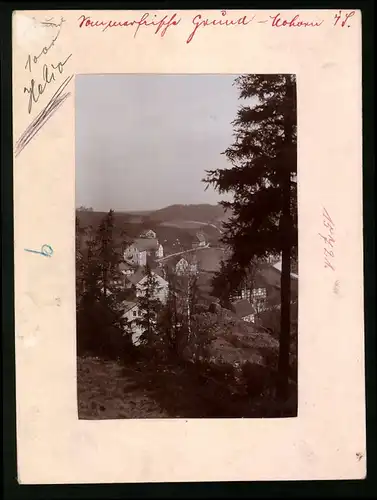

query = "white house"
[
  {"left": 123, "top": 269, "right": 169, "bottom": 345},
  {"left": 175, "top": 257, "right": 190, "bottom": 276},
  {"left": 126, "top": 268, "right": 169, "bottom": 304},
  {"left": 192, "top": 231, "right": 207, "bottom": 248},
  {"left": 124, "top": 237, "right": 164, "bottom": 266},
  {"left": 174, "top": 256, "right": 198, "bottom": 276},
  {"left": 123, "top": 301, "right": 143, "bottom": 345},
  {"left": 123, "top": 243, "right": 147, "bottom": 266},
  {"left": 155, "top": 243, "right": 164, "bottom": 259},
  {"left": 139, "top": 229, "right": 157, "bottom": 239}
]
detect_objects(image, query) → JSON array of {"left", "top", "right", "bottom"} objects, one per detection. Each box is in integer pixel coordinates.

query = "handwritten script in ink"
[
  {"left": 15, "top": 17, "right": 73, "bottom": 157},
  {"left": 319, "top": 207, "right": 335, "bottom": 271},
  {"left": 24, "top": 244, "right": 54, "bottom": 257},
  {"left": 76, "top": 9, "right": 357, "bottom": 44}
]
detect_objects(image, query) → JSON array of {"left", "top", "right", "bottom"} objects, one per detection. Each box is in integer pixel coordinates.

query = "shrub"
[{"left": 241, "top": 361, "right": 273, "bottom": 398}]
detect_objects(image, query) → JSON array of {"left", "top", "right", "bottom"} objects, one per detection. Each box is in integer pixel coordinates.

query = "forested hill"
[
  {"left": 76, "top": 204, "right": 230, "bottom": 226},
  {"left": 148, "top": 204, "right": 228, "bottom": 223}
]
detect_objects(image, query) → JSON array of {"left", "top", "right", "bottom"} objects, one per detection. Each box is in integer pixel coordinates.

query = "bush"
[
  {"left": 77, "top": 299, "right": 133, "bottom": 361},
  {"left": 241, "top": 361, "right": 274, "bottom": 398}
]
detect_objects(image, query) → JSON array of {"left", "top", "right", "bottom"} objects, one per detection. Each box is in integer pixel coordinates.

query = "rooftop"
[
  {"left": 195, "top": 231, "right": 206, "bottom": 242},
  {"left": 166, "top": 254, "right": 198, "bottom": 268},
  {"left": 272, "top": 260, "right": 299, "bottom": 279},
  {"left": 231, "top": 299, "right": 256, "bottom": 318},
  {"left": 119, "top": 261, "right": 137, "bottom": 272},
  {"left": 123, "top": 300, "right": 137, "bottom": 312},
  {"left": 126, "top": 266, "right": 165, "bottom": 285},
  {"left": 139, "top": 229, "right": 156, "bottom": 238},
  {"left": 131, "top": 238, "right": 159, "bottom": 252}
]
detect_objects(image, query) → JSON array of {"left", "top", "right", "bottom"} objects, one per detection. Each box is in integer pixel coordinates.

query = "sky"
[{"left": 75, "top": 74, "right": 241, "bottom": 212}]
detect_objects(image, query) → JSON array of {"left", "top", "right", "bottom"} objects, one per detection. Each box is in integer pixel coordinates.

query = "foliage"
[
  {"left": 77, "top": 205, "right": 93, "bottom": 211},
  {"left": 135, "top": 264, "right": 164, "bottom": 348},
  {"left": 187, "top": 312, "right": 218, "bottom": 362},
  {"left": 157, "top": 272, "right": 185, "bottom": 358},
  {"left": 94, "top": 209, "right": 122, "bottom": 297},
  {"left": 75, "top": 215, "right": 86, "bottom": 307},
  {"left": 204, "top": 74, "right": 297, "bottom": 285},
  {"left": 77, "top": 296, "right": 127, "bottom": 359},
  {"left": 76, "top": 210, "right": 131, "bottom": 358}
]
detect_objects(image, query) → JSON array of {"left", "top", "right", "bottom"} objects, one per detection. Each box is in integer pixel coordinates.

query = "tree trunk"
[
  {"left": 103, "top": 268, "right": 107, "bottom": 298},
  {"left": 277, "top": 197, "right": 291, "bottom": 401},
  {"left": 277, "top": 76, "right": 295, "bottom": 401}
]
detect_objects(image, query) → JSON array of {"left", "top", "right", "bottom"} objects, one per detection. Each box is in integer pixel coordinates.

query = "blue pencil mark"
[{"left": 24, "top": 244, "right": 54, "bottom": 257}]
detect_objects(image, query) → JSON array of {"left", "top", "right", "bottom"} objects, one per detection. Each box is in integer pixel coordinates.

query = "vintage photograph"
[{"left": 75, "top": 74, "right": 298, "bottom": 419}]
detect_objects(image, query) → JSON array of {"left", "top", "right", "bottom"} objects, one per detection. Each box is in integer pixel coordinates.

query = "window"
[
  {"left": 133, "top": 310, "right": 137, "bottom": 317},
  {"left": 251, "top": 288, "right": 267, "bottom": 312},
  {"left": 251, "top": 288, "right": 267, "bottom": 298}
]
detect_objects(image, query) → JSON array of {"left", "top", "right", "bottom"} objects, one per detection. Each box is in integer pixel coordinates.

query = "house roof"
[
  {"left": 161, "top": 247, "right": 224, "bottom": 273},
  {"left": 132, "top": 238, "right": 159, "bottom": 252},
  {"left": 153, "top": 266, "right": 165, "bottom": 278},
  {"left": 176, "top": 254, "right": 197, "bottom": 266},
  {"left": 195, "top": 231, "right": 206, "bottom": 242},
  {"left": 119, "top": 261, "right": 136, "bottom": 272},
  {"left": 162, "top": 253, "right": 197, "bottom": 272},
  {"left": 254, "top": 261, "right": 298, "bottom": 292},
  {"left": 126, "top": 266, "right": 165, "bottom": 285},
  {"left": 139, "top": 229, "right": 156, "bottom": 237},
  {"left": 126, "top": 268, "right": 147, "bottom": 285},
  {"left": 123, "top": 301, "right": 137, "bottom": 312},
  {"left": 257, "top": 265, "right": 282, "bottom": 289},
  {"left": 272, "top": 260, "right": 299, "bottom": 279},
  {"left": 174, "top": 257, "right": 189, "bottom": 267},
  {"left": 231, "top": 299, "right": 256, "bottom": 318}
]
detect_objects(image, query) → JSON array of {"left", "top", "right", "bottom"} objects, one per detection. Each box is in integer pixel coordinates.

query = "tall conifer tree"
[
  {"left": 135, "top": 265, "right": 163, "bottom": 346},
  {"left": 204, "top": 74, "right": 297, "bottom": 400}
]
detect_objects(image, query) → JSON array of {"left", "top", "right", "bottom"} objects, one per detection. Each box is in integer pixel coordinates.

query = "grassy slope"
[
  {"left": 78, "top": 356, "right": 169, "bottom": 419},
  {"left": 77, "top": 309, "right": 292, "bottom": 420}
]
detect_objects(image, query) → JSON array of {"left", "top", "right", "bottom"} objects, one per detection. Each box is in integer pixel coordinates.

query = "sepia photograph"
[
  {"left": 11, "top": 8, "right": 365, "bottom": 484},
  {"left": 75, "top": 73, "right": 298, "bottom": 419}
]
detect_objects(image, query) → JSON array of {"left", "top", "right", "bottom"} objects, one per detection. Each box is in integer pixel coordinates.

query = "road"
[
  {"left": 186, "top": 220, "right": 224, "bottom": 234},
  {"left": 160, "top": 220, "right": 223, "bottom": 234},
  {"left": 157, "top": 243, "right": 210, "bottom": 263}
]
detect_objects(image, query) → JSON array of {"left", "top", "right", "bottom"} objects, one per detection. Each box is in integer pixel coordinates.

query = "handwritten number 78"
[{"left": 333, "top": 10, "right": 355, "bottom": 27}]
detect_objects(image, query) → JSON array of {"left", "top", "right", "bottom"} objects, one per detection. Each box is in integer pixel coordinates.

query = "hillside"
[
  {"left": 76, "top": 210, "right": 145, "bottom": 229},
  {"left": 147, "top": 204, "right": 228, "bottom": 223},
  {"left": 76, "top": 204, "right": 230, "bottom": 226}
]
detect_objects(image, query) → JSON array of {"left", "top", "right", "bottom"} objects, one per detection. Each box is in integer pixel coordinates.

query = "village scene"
[{"left": 76, "top": 74, "right": 298, "bottom": 419}]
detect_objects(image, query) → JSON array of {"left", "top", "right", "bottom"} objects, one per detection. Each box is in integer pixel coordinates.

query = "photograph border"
[
  {"left": 74, "top": 71, "right": 299, "bottom": 421},
  {"left": 2, "top": 0, "right": 375, "bottom": 497}
]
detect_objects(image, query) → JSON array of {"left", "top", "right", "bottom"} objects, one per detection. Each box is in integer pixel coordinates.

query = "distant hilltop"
[
  {"left": 148, "top": 203, "right": 230, "bottom": 224},
  {"left": 77, "top": 203, "right": 231, "bottom": 225}
]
